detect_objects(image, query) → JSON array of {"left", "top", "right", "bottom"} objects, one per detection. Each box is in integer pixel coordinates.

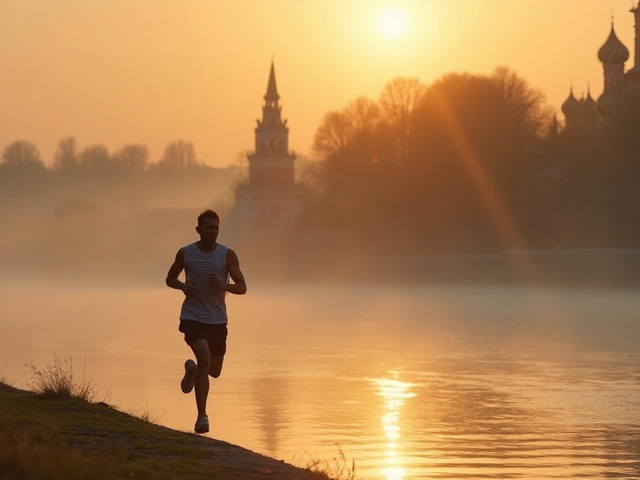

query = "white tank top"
[{"left": 179, "top": 242, "right": 229, "bottom": 325}]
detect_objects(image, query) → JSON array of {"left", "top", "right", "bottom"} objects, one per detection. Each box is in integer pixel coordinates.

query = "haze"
[
  {"left": 2, "top": 3, "right": 640, "bottom": 477},
  {"left": 0, "top": 0, "right": 634, "bottom": 167}
]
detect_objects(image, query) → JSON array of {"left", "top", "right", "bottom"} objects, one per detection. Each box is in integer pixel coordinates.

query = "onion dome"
[
  {"left": 598, "top": 25, "right": 629, "bottom": 64},
  {"left": 582, "top": 91, "right": 597, "bottom": 113},
  {"left": 597, "top": 91, "right": 629, "bottom": 117},
  {"left": 561, "top": 89, "right": 581, "bottom": 116}
]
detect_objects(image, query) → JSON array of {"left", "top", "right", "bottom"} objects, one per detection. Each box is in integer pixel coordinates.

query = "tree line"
[
  {"left": 0, "top": 137, "right": 210, "bottom": 174},
  {"left": 0, "top": 137, "right": 243, "bottom": 281},
  {"left": 2, "top": 65, "right": 639, "bottom": 260},
  {"left": 0, "top": 137, "right": 239, "bottom": 213},
  {"left": 294, "top": 67, "right": 640, "bottom": 253}
]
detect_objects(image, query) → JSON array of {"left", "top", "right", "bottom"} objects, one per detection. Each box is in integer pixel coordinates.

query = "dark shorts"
[{"left": 178, "top": 320, "right": 228, "bottom": 357}]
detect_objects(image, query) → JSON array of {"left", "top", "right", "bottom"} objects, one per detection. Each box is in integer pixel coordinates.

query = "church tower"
[
  {"left": 247, "top": 61, "right": 296, "bottom": 187},
  {"left": 596, "top": 22, "right": 630, "bottom": 122},
  {"left": 232, "top": 61, "right": 307, "bottom": 243}
]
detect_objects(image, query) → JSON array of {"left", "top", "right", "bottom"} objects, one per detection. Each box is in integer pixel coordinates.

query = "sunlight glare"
[
  {"left": 374, "top": 376, "right": 417, "bottom": 480},
  {"left": 376, "top": 6, "right": 409, "bottom": 39}
]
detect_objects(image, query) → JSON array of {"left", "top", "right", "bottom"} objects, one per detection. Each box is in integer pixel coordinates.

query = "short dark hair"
[{"left": 197, "top": 209, "right": 220, "bottom": 227}]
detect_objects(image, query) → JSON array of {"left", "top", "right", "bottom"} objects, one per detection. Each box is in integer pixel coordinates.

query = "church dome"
[
  {"left": 561, "top": 90, "right": 581, "bottom": 116},
  {"left": 598, "top": 25, "right": 629, "bottom": 64},
  {"left": 597, "top": 91, "right": 629, "bottom": 117},
  {"left": 582, "top": 92, "right": 597, "bottom": 113}
]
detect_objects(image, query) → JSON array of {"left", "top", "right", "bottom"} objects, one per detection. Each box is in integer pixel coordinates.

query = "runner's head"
[{"left": 196, "top": 209, "right": 220, "bottom": 244}]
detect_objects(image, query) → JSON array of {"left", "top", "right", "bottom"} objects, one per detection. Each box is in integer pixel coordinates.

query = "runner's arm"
[
  {"left": 166, "top": 248, "right": 187, "bottom": 292},
  {"left": 225, "top": 248, "right": 247, "bottom": 295}
]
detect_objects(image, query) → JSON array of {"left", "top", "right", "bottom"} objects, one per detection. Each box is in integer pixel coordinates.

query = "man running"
[{"left": 166, "top": 209, "right": 247, "bottom": 434}]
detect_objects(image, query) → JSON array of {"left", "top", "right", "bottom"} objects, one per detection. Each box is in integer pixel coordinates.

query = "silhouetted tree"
[
  {"left": 155, "top": 140, "right": 200, "bottom": 169},
  {"left": 53, "top": 137, "right": 79, "bottom": 171},
  {"left": 312, "top": 110, "right": 357, "bottom": 159},
  {"left": 112, "top": 144, "right": 149, "bottom": 172},
  {"left": 379, "top": 77, "right": 426, "bottom": 165},
  {"left": 0, "top": 140, "right": 45, "bottom": 172},
  {"left": 490, "top": 66, "right": 553, "bottom": 148},
  {"left": 344, "top": 96, "right": 381, "bottom": 134},
  {"left": 230, "top": 149, "right": 250, "bottom": 187},
  {"left": 79, "top": 144, "right": 111, "bottom": 170},
  {"left": 312, "top": 97, "right": 380, "bottom": 159},
  {"left": 307, "top": 70, "right": 556, "bottom": 253}
]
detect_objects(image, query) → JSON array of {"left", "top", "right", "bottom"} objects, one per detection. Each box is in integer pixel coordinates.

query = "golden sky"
[{"left": 0, "top": 0, "right": 636, "bottom": 168}]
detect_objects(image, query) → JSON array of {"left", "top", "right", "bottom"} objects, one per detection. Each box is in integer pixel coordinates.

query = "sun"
[{"left": 376, "top": 6, "right": 409, "bottom": 39}]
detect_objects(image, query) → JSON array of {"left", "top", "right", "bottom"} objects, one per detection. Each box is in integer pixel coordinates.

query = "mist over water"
[
  {"left": 1, "top": 97, "right": 639, "bottom": 479},
  {"left": 1, "top": 165, "right": 640, "bottom": 479},
  {"left": 2, "top": 2, "right": 640, "bottom": 477},
  {"left": 1, "top": 280, "right": 639, "bottom": 479}
]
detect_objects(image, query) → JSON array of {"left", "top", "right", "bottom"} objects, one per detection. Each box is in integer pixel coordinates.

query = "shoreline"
[{"left": 0, "top": 382, "right": 332, "bottom": 480}]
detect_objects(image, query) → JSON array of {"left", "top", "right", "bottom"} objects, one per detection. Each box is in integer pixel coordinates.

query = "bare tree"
[
  {"left": 490, "top": 66, "right": 553, "bottom": 142},
  {"left": 345, "top": 96, "right": 380, "bottom": 133},
  {"left": 1, "top": 140, "right": 45, "bottom": 171},
  {"left": 312, "top": 110, "right": 354, "bottom": 159},
  {"left": 379, "top": 77, "right": 426, "bottom": 165},
  {"left": 231, "top": 149, "right": 250, "bottom": 186},
  {"left": 79, "top": 144, "right": 111, "bottom": 170},
  {"left": 312, "top": 96, "right": 379, "bottom": 159},
  {"left": 380, "top": 77, "right": 426, "bottom": 129},
  {"left": 112, "top": 144, "right": 149, "bottom": 172},
  {"left": 53, "top": 137, "right": 78, "bottom": 171},
  {"left": 156, "top": 140, "right": 200, "bottom": 169}
]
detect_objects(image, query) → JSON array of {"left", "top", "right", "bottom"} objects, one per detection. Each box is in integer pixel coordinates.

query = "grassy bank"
[{"left": 0, "top": 381, "right": 341, "bottom": 480}]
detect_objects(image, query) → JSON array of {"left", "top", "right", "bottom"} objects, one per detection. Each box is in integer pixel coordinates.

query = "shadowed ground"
[{"left": 0, "top": 383, "right": 331, "bottom": 480}]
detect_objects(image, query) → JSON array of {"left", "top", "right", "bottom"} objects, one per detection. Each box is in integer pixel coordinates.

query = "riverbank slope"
[{"left": 0, "top": 382, "right": 331, "bottom": 480}]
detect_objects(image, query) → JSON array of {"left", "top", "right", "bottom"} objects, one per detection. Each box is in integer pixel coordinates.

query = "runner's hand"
[
  {"left": 182, "top": 281, "right": 199, "bottom": 297},
  {"left": 208, "top": 274, "right": 227, "bottom": 290}
]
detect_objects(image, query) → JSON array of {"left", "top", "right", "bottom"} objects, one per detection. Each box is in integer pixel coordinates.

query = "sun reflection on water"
[{"left": 374, "top": 374, "right": 417, "bottom": 480}]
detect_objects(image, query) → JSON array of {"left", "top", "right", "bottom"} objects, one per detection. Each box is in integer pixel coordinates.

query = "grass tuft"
[
  {"left": 3, "top": 355, "right": 336, "bottom": 479},
  {"left": 1, "top": 360, "right": 13, "bottom": 387},
  {"left": 300, "top": 445, "right": 361, "bottom": 480},
  {"left": 25, "top": 354, "right": 99, "bottom": 401},
  {"left": 127, "top": 399, "right": 164, "bottom": 425}
]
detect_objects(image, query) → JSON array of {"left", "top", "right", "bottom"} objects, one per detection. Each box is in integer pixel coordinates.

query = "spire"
[
  {"left": 264, "top": 60, "right": 280, "bottom": 102},
  {"left": 585, "top": 81, "right": 594, "bottom": 100},
  {"left": 630, "top": 0, "right": 640, "bottom": 73},
  {"left": 583, "top": 82, "right": 597, "bottom": 112}
]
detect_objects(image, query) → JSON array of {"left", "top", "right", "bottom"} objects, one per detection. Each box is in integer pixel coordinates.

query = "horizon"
[{"left": 0, "top": 0, "right": 637, "bottom": 168}]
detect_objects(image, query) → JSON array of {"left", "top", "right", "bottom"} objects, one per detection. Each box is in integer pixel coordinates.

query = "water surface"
[{"left": 1, "top": 283, "right": 639, "bottom": 479}]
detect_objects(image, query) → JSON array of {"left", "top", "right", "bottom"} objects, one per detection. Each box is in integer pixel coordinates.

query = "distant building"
[
  {"left": 562, "top": 3, "right": 640, "bottom": 129},
  {"left": 231, "top": 62, "right": 308, "bottom": 243}
]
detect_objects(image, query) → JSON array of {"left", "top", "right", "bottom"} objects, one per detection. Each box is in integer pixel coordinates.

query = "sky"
[{"left": 0, "top": 0, "right": 638, "bottom": 168}]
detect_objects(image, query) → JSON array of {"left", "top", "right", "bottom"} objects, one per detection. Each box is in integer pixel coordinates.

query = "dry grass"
[
  {"left": 0, "top": 382, "right": 334, "bottom": 480},
  {"left": 126, "top": 399, "right": 165, "bottom": 425},
  {"left": 299, "top": 445, "right": 361, "bottom": 480},
  {"left": 25, "top": 354, "right": 100, "bottom": 401},
  {"left": 0, "top": 360, "right": 13, "bottom": 387},
  {"left": 2, "top": 355, "right": 345, "bottom": 479}
]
